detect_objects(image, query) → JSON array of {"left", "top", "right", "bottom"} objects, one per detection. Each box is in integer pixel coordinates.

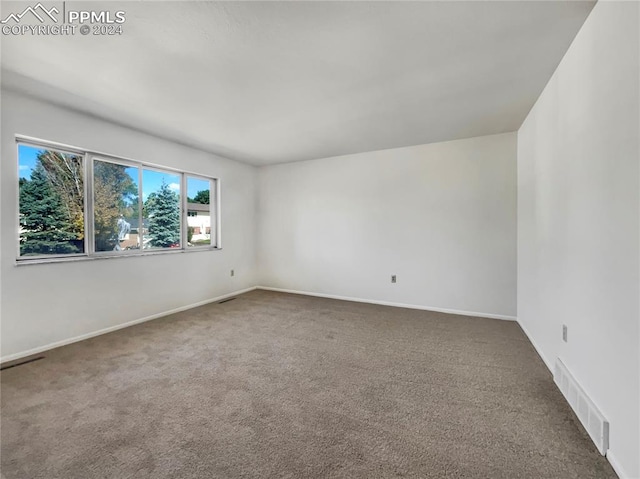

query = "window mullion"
[
  {"left": 86, "top": 154, "right": 95, "bottom": 255},
  {"left": 216, "top": 178, "right": 221, "bottom": 249},
  {"left": 181, "top": 173, "right": 187, "bottom": 249},
  {"left": 138, "top": 167, "right": 143, "bottom": 251}
]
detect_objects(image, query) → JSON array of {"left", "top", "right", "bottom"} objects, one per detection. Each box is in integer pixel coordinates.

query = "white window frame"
[
  {"left": 15, "top": 135, "right": 221, "bottom": 265},
  {"left": 90, "top": 155, "right": 144, "bottom": 257},
  {"left": 15, "top": 138, "right": 89, "bottom": 261},
  {"left": 185, "top": 174, "right": 217, "bottom": 250}
]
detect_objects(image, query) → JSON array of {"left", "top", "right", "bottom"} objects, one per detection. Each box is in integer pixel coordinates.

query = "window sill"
[{"left": 15, "top": 246, "right": 222, "bottom": 266}]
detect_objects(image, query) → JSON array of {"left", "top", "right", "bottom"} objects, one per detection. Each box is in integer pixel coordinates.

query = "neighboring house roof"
[{"left": 187, "top": 202, "right": 210, "bottom": 212}]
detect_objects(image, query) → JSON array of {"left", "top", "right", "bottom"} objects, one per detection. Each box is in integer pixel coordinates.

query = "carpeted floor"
[{"left": 1, "top": 290, "right": 615, "bottom": 478}]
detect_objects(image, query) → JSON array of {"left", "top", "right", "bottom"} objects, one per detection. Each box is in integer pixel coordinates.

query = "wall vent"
[{"left": 553, "top": 358, "right": 609, "bottom": 455}]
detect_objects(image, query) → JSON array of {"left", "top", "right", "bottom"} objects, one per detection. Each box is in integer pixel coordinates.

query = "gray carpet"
[{"left": 1, "top": 290, "right": 615, "bottom": 478}]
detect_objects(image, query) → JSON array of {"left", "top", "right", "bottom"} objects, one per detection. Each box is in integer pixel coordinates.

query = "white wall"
[
  {"left": 0, "top": 89, "right": 258, "bottom": 361},
  {"left": 258, "top": 132, "right": 517, "bottom": 318},
  {"left": 517, "top": 1, "right": 640, "bottom": 477}
]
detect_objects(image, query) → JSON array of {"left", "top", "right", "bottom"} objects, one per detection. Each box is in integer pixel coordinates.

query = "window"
[
  {"left": 17, "top": 138, "right": 219, "bottom": 262},
  {"left": 186, "top": 176, "right": 212, "bottom": 248},
  {"left": 142, "top": 169, "right": 182, "bottom": 250},
  {"left": 93, "top": 159, "right": 139, "bottom": 252},
  {"left": 18, "top": 144, "right": 85, "bottom": 257}
]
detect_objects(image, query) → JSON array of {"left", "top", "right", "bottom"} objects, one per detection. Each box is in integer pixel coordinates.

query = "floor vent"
[
  {"left": 218, "top": 297, "right": 236, "bottom": 304},
  {"left": 554, "top": 358, "right": 609, "bottom": 455},
  {"left": 0, "top": 356, "right": 45, "bottom": 371}
]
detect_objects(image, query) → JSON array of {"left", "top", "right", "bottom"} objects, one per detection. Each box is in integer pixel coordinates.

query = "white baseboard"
[
  {"left": 256, "top": 286, "right": 517, "bottom": 321},
  {"left": 0, "top": 286, "right": 257, "bottom": 364},
  {"left": 606, "top": 450, "right": 631, "bottom": 479}
]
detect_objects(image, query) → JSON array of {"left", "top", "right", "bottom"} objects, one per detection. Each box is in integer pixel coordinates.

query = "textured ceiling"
[{"left": 1, "top": 1, "right": 596, "bottom": 165}]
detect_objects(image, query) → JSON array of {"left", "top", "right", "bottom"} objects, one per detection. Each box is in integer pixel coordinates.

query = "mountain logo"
[{"left": 1, "top": 3, "right": 59, "bottom": 24}]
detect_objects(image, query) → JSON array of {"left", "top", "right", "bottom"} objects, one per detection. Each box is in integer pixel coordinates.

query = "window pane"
[
  {"left": 142, "top": 169, "right": 181, "bottom": 249},
  {"left": 18, "top": 144, "right": 85, "bottom": 256},
  {"left": 186, "top": 177, "right": 211, "bottom": 247},
  {"left": 93, "top": 160, "right": 139, "bottom": 252}
]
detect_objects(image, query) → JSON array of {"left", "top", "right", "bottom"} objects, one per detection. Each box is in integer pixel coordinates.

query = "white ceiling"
[{"left": 1, "top": 1, "right": 595, "bottom": 166}]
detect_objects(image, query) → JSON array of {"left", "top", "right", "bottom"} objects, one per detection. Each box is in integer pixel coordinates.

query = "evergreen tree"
[
  {"left": 19, "top": 164, "right": 80, "bottom": 255},
  {"left": 145, "top": 181, "right": 180, "bottom": 247}
]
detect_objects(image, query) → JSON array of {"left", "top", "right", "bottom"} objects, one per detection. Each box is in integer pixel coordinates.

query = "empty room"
[{"left": 1, "top": 1, "right": 639, "bottom": 478}]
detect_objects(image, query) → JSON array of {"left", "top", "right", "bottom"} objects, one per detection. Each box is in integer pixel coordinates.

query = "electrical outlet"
[
  {"left": 562, "top": 324, "right": 568, "bottom": 342},
  {"left": 230, "top": 269, "right": 235, "bottom": 277},
  {"left": 391, "top": 275, "right": 397, "bottom": 283}
]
